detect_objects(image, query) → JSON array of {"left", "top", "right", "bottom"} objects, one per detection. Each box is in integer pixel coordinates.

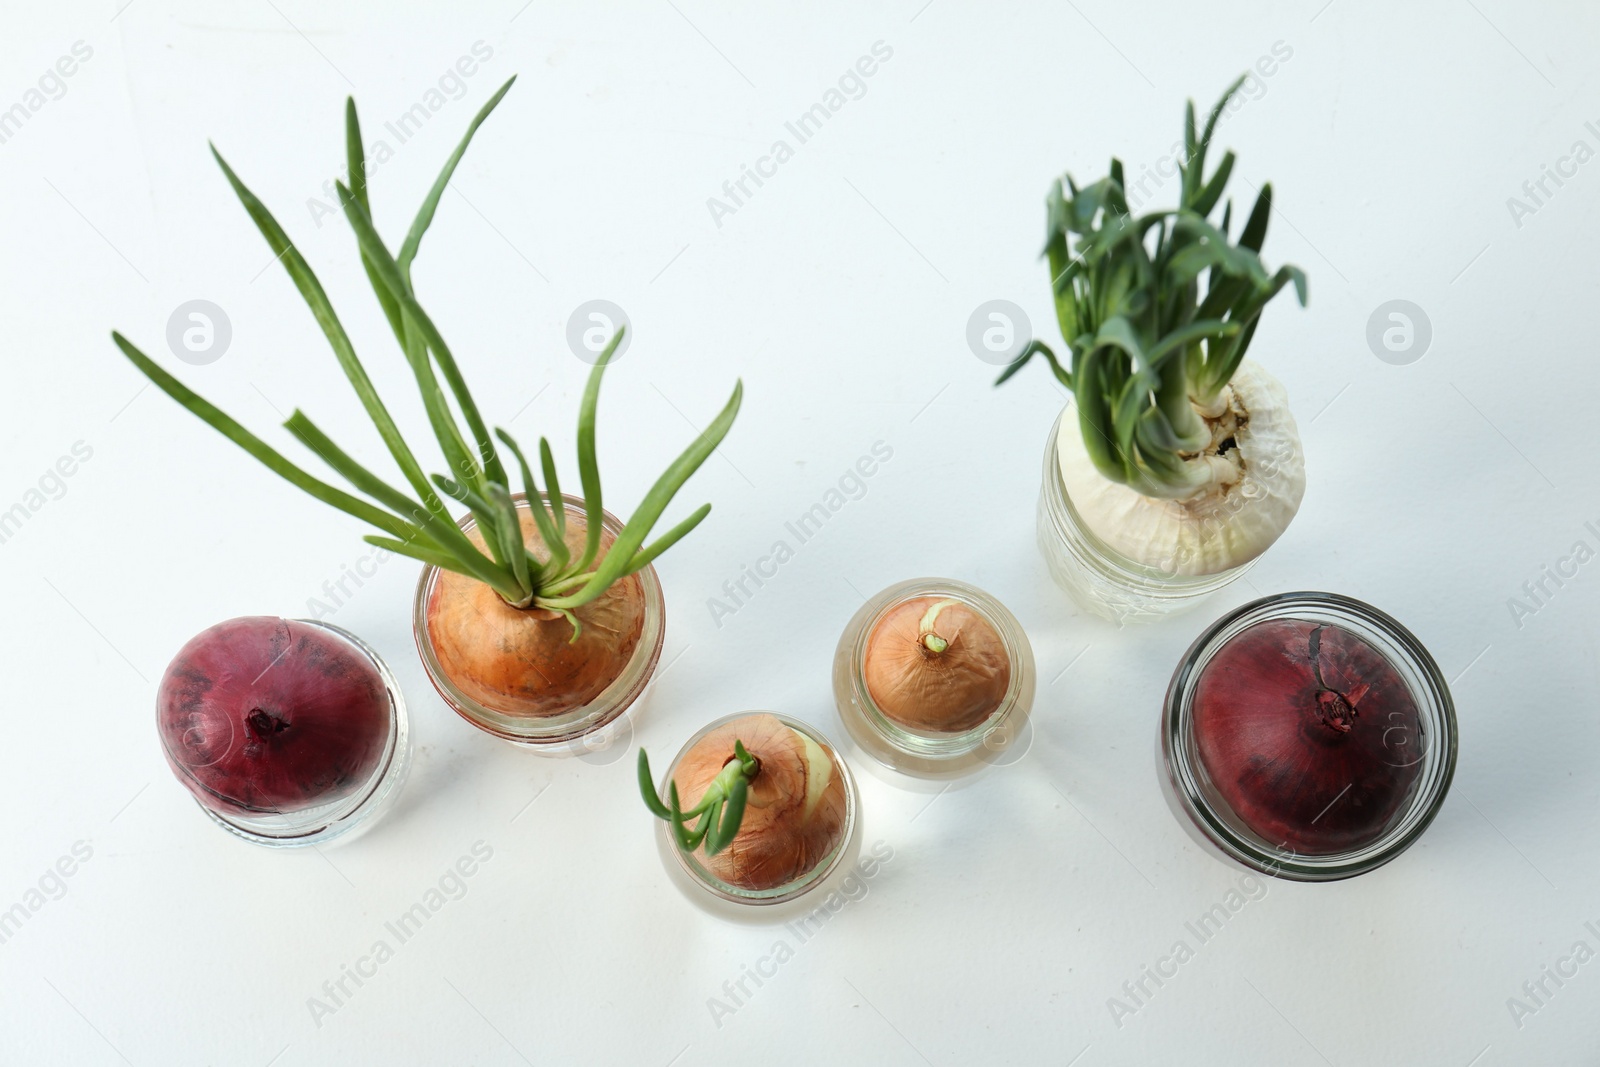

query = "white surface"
[{"left": 1, "top": 1, "right": 1596, "bottom": 1063}]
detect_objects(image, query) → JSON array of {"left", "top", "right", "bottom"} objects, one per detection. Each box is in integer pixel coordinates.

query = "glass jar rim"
[{"left": 1163, "top": 591, "right": 1458, "bottom": 881}]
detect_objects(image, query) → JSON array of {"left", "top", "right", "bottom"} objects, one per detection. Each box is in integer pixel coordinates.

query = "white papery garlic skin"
[{"left": 1056, "top": 359, "right": 1305, "bottom": 577}]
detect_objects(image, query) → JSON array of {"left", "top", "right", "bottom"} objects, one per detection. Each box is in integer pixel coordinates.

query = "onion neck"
[
  {"left": 245, "top": 708, "right": 289, "bottom": 741},
  {"left": 917, "top": 599, "right": 961, "bottom": 656},
  {"left": 1308, "top": 625, "right": 1358, "bottom": 735}
]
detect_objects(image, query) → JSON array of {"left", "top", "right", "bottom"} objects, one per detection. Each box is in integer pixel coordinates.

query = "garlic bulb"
[{"left": 1057, "top": 359, "right": 1305, "bottom": 576}]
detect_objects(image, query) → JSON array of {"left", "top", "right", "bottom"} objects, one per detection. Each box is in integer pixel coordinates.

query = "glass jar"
[
  {"left": 1037, "top": 407, "right": 1256, "bottom": 623},
  {"left": 413, "top": 493, "right": 664, "bottom": 755},
  {"left": 189, "top": 621, "right": 411, "bottom": 848},
  {"left": 833, "top": 578, "right": 1035, "bottom": 778},
  {"left": 651, "top": 713, "right": 860, "bottom": 911},
  {"left": 1163, "top": 592, "right": 1457, "bottom": 881}
]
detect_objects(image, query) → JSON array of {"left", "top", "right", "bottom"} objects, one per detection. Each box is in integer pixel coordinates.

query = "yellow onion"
[
  {"left": 668, "top": 714, "right": 847, "bottom": 892},
  {"left": 863, "top": 597, "right": 1010, "bottom": 732},
  {"left": 426, "top": 510, "right": 645, "bottom": 716}
]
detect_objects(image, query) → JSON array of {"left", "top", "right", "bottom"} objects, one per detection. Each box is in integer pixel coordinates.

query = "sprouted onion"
[
  {"left": 996, "top": 73, "right": 1306, "bottom": 499},
  {"left": 639, "top": 714, "right": 848, "bottom": 891},
  {"left": 111, "top": 77, "right": 741, "bottom": 638}
]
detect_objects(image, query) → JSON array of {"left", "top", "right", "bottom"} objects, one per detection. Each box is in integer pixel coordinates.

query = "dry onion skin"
[
  {"left": 863, "top": 597, "right": 1011, "bottom": 732},
  {"left": 640, "top": 714, "right": 848, "bottom": 892},
  {"left": 427, "top": 510, "right": 645, "bottom": 717}
]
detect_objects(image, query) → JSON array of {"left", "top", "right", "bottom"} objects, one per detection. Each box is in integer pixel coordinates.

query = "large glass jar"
[{"left": 1163, "top": 592, "right": 1457, "bottom": 881}]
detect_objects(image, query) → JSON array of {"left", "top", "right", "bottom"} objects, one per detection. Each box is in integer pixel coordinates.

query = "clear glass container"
[
  {"left": 413, "top": 493, "right": 664, "bottom": 755},
  {"left": 189, "top": 621, "right": 411, "bottom": 848},
  {"left": 1162, "top": 592, "right": 1457, "bottom": 881},
  {"left": 1038, "top": 407, "right": 1254, "bottom": 623},
  {"left": 652, "top": 713, "right": 860, "bottom": 912},
  {"left": 833, "top": 578, "right": 1035, "bottom": 779}
]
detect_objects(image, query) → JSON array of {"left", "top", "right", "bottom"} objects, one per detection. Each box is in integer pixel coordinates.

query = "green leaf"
[
  {"left": 432, "top": 474, "right": 504, "bottom": 549},
  {"left": 345, "top": 97, "right": 405, "bottom": 343},
  {"left": 485, "top": 482, "right": 534, "bottom": 600},
  {"left": 1240, "top": 182, "right": 1272, "bottom": 252},
  {"left": 495, "top": 427, "right": 569, "bottom": 576},
  {"left": 1171, "top": 214, "right": 1269, "bottom": 284},
  {"left": 397, "top": 76, "right": 517, "bottom": 285},
  {"left": 112, "top": 333, "right": 428, "bottom": 548},
  {"left": 638, "top": 749, "right": 673, "bottom": 819},
  {"left": 1190, "top": 150, "right": 1234, "bottom": 218},
  {"left": 210, "top": 145, "right": 444, "bottom": 517},
  {"left": 1283, "top": 264, "right": 1309, "bottom": 306},
  {"left": 1145, "top": 318, "right": 1240, "bottom": 365},
  {"left": 667, "top": 784, "right": 702, "bottom": 851},
  {"left": 539, "top": 437, "right": 566, "bottom": 541},
  {"left": 1192, "top": 73, "right": 1248, "bottom": 188},
  {"left": 1182, "top": 99, "right": 1197, "bottom": 202},
  {"left": 545, "top": 377, "right": 743, "bottom": 611},
  {"left": 573, "top": 330, "right": 626, "bottom": 574},
  {"left": 626, "top": 503, "right": 711, "bottom": 576},
  {"left": 281, "top": 409, "right": 512, "bottom": 590},
  {"left": 994, "top": 339, "right": 1071, "bottom": 389},
  {"left": 363, "top": 534, "right": 474, "bottom": 576},
  {"left": 1112, "top": 371, "right": 1150, "bottom": 474},
  {"left": 1073, "top": 352, "right": 1122, "bottom": 482},
  {"left": 1092, "top": 316, "right": 1153, "bottom": 379},
  {"left": 705, "top": 775, "right": 748, "bottom": 856},
  {"left": 337, "top": 180, "right": 508, "bottom": 488}
]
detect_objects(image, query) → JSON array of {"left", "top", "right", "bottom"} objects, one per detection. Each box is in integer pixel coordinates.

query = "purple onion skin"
[
  {"left": 158, "top": 617, "right": 389, "bottom": 816},
  {"left": 1193, "top": 619, "right": 1423, "bottom": 856}
]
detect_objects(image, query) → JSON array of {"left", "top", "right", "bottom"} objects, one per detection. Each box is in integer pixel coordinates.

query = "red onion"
[
  {"left": 158, "top": 617, "right": 390, "bottom": 816},
  {"left": 1192, "top": 618, "right": 1423, "bottom": 855}
]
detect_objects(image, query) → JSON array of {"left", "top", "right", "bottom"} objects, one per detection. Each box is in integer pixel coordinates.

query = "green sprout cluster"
[
  {"left": 637, "top": 743, "right": 759, "bottom": 856},
  {"left": 112, "top": 78, "right": 740, "bottom": 634},
  {"left": 997, "top": 75, "right": 1307, "bottom": 500}
]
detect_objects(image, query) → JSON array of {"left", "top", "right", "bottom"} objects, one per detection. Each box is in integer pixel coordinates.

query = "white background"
[{"left": 1, "top": 1, "right": 1597, "bottom": 1063}]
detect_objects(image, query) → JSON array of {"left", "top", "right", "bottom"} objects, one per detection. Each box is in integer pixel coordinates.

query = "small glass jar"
[
  {"left": 1163, "top": 592, "right": 1458, "bottom": 881},
  {"left": 833, "top": 578, "right": 1035, "bottom": 779},
  {"left": 652, "top": 713, "right": 859, "bottom": 911},
  {"left": 1038, "top": 407, "right": 1254, "bottom": 623},
  {"left": 194, "top": 621, "right": 412, "bottom": 848},
  {"left": 413, "top": 493, "right": 664, "bottom": 755}
]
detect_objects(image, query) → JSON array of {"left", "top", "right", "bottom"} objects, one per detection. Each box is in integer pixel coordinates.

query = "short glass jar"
[
  {"left": 833, "top": 578, "right": 1035, "bottom": 778},
  {"left": 188, "top": 621, "right": 411, "bottom": 848},
  {"left": 652, "top": 713, "right": 859, "bottom": 911},
  {"left": 413, "top": 493, "right": 664, "bottom": 755},
  {"left": 1163, "top": 592, "right": 1457, "bottom": 881},
  {"left": 1038, "top": 407, "right": 1254, "bottom": 623}
]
